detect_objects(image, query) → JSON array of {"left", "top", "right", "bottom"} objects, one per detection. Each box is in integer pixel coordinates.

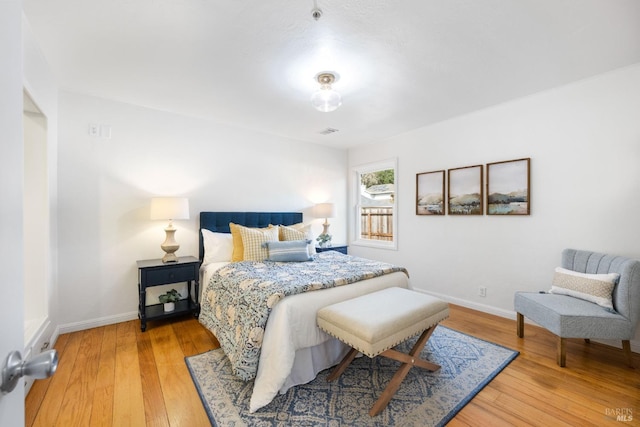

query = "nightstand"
[
  {"left": 137, "top": 256, "right": 200, "bottom": 332},
  {"left": 316, "top": 244, "right": 348, "bottom": 255}
]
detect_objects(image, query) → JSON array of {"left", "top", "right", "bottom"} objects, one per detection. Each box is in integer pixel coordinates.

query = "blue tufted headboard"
[{"left": 198, "top": 211, "right": 303, "bottom": 261}]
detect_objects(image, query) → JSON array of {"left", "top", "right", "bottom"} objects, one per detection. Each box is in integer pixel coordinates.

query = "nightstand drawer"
[{"left": 145, "top": 265, "right": 195, "bottom": 285}]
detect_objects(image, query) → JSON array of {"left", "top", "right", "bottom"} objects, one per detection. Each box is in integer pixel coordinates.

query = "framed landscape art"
[
  {"left": 487, "top": 158, "right": 530, "bottom": 215},
  {"left": 416, "top": 170, "right": 445, "bottom": 215},
  {"left": 448, "top": 165, "right": 483, "bottom": 215}
]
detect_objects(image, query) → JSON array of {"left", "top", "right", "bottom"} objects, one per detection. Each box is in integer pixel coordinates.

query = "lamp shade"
[
  {"left": 150, "top": 197, "right": 190, "bottom": 220},
  {"left": 315, "top": 202, "right": 336, "bottom": 218}
]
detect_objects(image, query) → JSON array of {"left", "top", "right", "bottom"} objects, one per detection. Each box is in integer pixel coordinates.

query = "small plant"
[
  {"left": 159, "top": 289, "right": 181, "bottom": 304},
  {"left": 316, "top": 234, "right": 332, "bottom": 246}
]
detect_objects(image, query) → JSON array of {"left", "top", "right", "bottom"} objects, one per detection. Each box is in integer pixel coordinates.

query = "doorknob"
[{"left": 1, "top": 350, "right": 58, "bottom": 394}]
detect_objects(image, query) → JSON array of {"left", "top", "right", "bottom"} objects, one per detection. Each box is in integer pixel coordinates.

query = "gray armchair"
[{"left": 514, "top": 249, "right": 640, "bottom": 367}]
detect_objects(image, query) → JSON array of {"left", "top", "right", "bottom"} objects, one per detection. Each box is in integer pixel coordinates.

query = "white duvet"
[{"left": 200, "top": 262, "right": 409, "bottom": 413}]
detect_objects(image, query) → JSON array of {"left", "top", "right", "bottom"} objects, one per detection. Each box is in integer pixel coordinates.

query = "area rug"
[{"left": 185, "top": 326, "right": 518, "bottom": 427}]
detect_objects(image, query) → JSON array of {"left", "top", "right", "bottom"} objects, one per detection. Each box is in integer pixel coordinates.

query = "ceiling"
[{"left": 23, "top": 0, "right": 640, "bottom": 149}]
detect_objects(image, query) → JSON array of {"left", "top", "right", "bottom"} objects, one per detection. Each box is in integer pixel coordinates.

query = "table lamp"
[
  {"left": 150, "top": 197, "right": 190, "bottom": 263},
  {"left": 315, "top": 202, "right": 336, "bottom": 237}
]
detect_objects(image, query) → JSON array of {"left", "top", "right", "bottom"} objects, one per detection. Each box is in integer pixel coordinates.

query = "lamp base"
[
  {"left": 162, "top": 252, "right": 179, "bottom": 263},
  {"left": 160, "top": 224, "right": 180, "bottom": 263},
  {"left": 322, "top": 219, "right": 331, "bottom": 236}
]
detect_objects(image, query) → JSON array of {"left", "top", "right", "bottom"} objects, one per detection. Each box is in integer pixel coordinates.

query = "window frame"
[{"left": 350, "top": 158, "right": 398, "bottom": 250}]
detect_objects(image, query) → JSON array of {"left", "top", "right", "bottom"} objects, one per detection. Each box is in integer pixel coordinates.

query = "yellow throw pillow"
[
  {"left": 280, "top": 224, "right": 305, "bottom": 241},
  {"left": 229, "top": 223, "right": 245, "bottom": 262},
  {"left": 229, "top": 223, "right": 274, "bottom": 261},
  {"left": 238, "top": 225, "right": 279, "bottom": 261}
]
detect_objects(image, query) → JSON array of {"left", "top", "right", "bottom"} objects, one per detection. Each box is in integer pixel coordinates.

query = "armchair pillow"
[{"left": 549, "top": 267, "right": 619, "bottom": 310}]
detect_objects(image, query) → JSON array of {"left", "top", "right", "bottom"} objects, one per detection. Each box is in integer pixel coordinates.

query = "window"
[{"left": 352, "top": 159, "right": 397, "bottom": 249}]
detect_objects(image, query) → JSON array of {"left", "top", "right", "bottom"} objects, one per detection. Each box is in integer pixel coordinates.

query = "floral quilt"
[{"left": 198, "top": 251, "right": 409, "bottom": 381}]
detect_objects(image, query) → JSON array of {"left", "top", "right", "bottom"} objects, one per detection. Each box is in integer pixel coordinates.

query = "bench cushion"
[{"left": 317, "top": 287, "right": 449, "bottom": 357}]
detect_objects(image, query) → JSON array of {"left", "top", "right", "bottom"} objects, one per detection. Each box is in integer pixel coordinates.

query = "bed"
[{"left": 197, "top": 211, "right": 410, "bottom": 413}]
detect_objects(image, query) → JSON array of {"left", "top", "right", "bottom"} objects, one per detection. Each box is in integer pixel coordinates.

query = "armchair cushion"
[{"left": 514, "top": 292, "right": 630, "bottom": 338}]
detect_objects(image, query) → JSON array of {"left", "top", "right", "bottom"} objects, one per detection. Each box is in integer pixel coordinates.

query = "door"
[{"left": 0, "top": 1, "right": 26, "bottom": 425}]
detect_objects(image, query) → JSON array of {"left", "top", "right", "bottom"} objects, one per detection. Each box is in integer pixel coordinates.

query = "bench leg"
[
  {"left": 378, "top": 325, "right": 440, "bottom": 372},
  {"left": 370, "top": 326, "right": 438, "bottom": 417},
  {"left": 379, "top": 348, "right": 440, "bottom": 371},
  {"left": 327, "top": 348, "right": 359, "bottom": 382},
  {"left": 370, "top": 355, "right": 414, "bottom": 417}
]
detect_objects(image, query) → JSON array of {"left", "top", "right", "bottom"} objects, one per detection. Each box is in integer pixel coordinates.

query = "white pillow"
[
  {"left": 201, "top": 229, "right": 233, "bottom": 265},
  {"left": 549, "top": 267, "right": 619, "bottom": 310}
]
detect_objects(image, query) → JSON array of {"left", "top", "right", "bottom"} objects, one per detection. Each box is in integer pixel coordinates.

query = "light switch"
[{"left": 88, "top": 123, "right": 99, "bottom": 137}]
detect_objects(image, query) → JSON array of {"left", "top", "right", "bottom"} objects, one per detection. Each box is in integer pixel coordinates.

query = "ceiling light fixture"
[
  {"left": 311, "top": 72, "right": 342, "bottom": 112},
  {"left": 311, "top": 0, "right": 322, "bottom": 21}
]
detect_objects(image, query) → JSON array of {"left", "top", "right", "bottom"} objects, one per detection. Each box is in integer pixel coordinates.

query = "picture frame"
[
  {"left": 416, "top": 170, "right": 445, "bottom": 215},
  {"left": 448, "top": 165, "right": 483, "bottom": 215},
  {"left": 487, "top": 158, "right": 530, "bottom": 215}
]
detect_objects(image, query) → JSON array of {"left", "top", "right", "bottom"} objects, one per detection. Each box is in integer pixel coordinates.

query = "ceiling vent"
[{"left": 319, "top": 127, "right": 339, "bottom": 135}]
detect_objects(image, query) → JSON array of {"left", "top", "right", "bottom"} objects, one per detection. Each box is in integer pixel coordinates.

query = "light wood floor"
[{"left": 26, "top": 305, "right": 639, "bottom": 426}]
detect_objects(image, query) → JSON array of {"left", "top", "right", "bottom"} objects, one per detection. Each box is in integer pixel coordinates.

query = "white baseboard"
[
  {"left": 57, "top": 311, "right": 139, "bottom": 335},
  {"left": 415, "top": 289, "right": 640, "bottom": 355},
  {"left": 417, "top": 290, "right": 517, "bottom": 319}
]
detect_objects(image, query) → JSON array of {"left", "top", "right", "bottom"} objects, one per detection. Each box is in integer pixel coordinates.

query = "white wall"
[
  {"left": 349, "top": 64, "right": 640, "bottom": 347},
  {"left": 57, "top": 92, "right": 348, "bottom": 329}
]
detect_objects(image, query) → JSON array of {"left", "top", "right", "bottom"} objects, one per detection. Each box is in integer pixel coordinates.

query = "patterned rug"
[{"left": 185, "top": 326, "right": 518, "bottom": 427}]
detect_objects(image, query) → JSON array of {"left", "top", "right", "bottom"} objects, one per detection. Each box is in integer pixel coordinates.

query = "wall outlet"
[
  {"left": 100, "top": 125, "right": 112, "bottom": 139},
  {"left": 478, "top": 286, "right": 487, "bottom": 297}
]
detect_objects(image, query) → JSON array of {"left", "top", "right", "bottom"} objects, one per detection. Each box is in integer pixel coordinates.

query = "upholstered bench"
[{"left": 317, "top": 287, "right": 450, "bottom": 416}]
